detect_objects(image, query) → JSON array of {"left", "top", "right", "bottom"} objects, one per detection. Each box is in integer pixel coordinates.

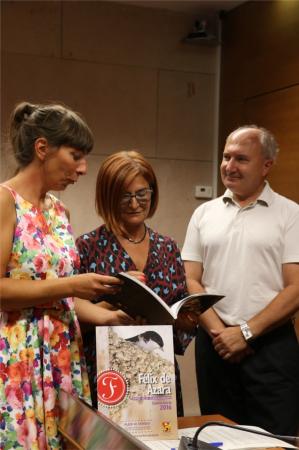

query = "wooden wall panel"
[
  {"left": 244, "top": 85, "right": 299, "bottom": 203},
  {"left": 219, "top": 0, "right": 299, "bottom": 202},
  {"left": 220, "top": 1, "right": 299, "bottom": 101}
]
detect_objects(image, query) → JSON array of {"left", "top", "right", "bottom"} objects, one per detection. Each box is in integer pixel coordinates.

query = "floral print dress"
[{"left": 0, "top": 186, "right": 90, "bottom": 450}]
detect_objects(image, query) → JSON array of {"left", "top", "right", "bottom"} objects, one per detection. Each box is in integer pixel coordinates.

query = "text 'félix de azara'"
[{"left": 138, "top": 373, "right": 172, "bottom": 395}]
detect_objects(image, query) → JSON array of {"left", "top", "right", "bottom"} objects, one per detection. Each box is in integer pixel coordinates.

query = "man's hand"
[
  {"left": 211, "top": 327, "right": 254, "bottom": 362},
  {"left": 226, "top": 347, "right": 254, "bottom": 364}
]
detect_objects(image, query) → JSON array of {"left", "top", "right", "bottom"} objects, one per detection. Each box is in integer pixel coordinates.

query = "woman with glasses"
[{"left": 75, "top": 150, "right": 195, "bottom": 417}]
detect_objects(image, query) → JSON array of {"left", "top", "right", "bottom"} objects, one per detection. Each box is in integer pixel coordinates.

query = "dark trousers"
[{"left": 195, "top": 322, "right": 299, "bottom": 435}]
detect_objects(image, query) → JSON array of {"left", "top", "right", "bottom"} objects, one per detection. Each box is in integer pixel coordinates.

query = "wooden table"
[{"left": 178, "top": 414, "right": 234, "bottom": 429}]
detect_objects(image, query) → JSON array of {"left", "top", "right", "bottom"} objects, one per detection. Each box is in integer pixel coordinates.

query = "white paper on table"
[
  {"left": 141, "top": 439, "right": 179, "bottom": 450},
  {"left": 179, "top": 425, "right": 297, "bottom": 450}
]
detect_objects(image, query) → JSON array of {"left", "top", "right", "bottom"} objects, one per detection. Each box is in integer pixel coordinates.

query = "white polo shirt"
[{"left": 181, "top": 182, "right": 299, "bottom": 325}]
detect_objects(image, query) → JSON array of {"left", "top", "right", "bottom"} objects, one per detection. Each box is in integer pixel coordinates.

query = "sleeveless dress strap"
[{"left": 0, "top": 184, "right": 17, "bottom": 200}]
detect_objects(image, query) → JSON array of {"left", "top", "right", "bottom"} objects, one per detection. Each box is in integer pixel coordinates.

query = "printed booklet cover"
[{"left": 96, "top": 325, "right": 178, "bottom": 441}]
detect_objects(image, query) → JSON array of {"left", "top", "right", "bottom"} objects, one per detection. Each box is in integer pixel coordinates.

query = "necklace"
[{"left": 126, "top": 224, "right": 147, "bottom": 244}]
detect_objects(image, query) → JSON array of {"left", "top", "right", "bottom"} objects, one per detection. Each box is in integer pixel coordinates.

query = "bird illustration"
[{"left": 125, "top": 331, "right": 164, "bottom": 352}]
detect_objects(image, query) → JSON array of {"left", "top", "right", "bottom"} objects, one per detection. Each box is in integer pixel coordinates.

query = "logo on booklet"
[
  {"left": 161, "top": 421, "right": 172, "bottom": 432},
  {"left": 97, "top": 369, "right": 129, "bottom": 406}
]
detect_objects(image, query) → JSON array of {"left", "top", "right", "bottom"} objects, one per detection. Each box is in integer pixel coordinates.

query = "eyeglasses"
[{"left": 120, "top": 188, "right": 153, "bottom": 207}]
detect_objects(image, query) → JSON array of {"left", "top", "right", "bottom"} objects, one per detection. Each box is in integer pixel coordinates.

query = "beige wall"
[{"left": 1, "top": 0, "right": 219, "bottom": 415}]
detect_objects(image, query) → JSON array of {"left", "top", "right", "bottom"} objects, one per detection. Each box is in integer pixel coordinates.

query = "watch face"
[
  {"left": 241, "top": 323, "right": 253, "bottom": 341},
  {"left": 244, "top": 329, "right": 251, "bottom": 339}
]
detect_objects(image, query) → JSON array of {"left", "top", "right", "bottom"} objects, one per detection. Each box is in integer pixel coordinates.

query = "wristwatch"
[{"left": 240, "top": 321, "right": 253, "bottom": 341}]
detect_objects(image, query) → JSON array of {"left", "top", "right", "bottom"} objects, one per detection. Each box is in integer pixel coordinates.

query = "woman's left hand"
[
  {"left": 126, "top": 271, "right": 147, "bottom": 284},
  {"left": 175, "top": 311, "right": 199, "bottom": 332},
  {"left": 90, "top": 301, "right": 136, "bottom": 325},
  {"left": 95, "top": 302, "right": 146, "bottom": 325}
]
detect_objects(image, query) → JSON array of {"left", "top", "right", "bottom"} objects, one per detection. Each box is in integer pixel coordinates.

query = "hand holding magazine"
[{"left": 105, "top": 272, "right": 224, "bottom": 325}]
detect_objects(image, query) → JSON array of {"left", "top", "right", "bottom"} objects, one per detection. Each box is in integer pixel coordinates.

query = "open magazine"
[{"left": 105, "top": 272, "right": 224, "bottom": 325}]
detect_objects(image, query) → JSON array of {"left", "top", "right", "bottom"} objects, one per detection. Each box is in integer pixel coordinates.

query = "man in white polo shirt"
[{"left": 182, "top": 125, "right": 299, "bottom": 435}]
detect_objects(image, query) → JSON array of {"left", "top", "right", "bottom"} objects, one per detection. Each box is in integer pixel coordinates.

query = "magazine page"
[
  {"left": 105, "top": 272, "right": 175, "bottom": 324},
  {"left": 108, "top": 273, "right": 224, "bottom": 323},
  {"left": 96, "top": 325, "right": 178, "bottom": 441},
  {"left": 170, "top": 293, "right": 224, "bottom": 318}
]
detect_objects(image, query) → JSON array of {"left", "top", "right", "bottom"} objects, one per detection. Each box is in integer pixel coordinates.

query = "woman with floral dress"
[
  {"left": 75, "top": 150, "right": 199, "bottom": 417},
  {"left": 0, "top": 102, "right": 133, "bottom": 449}
]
